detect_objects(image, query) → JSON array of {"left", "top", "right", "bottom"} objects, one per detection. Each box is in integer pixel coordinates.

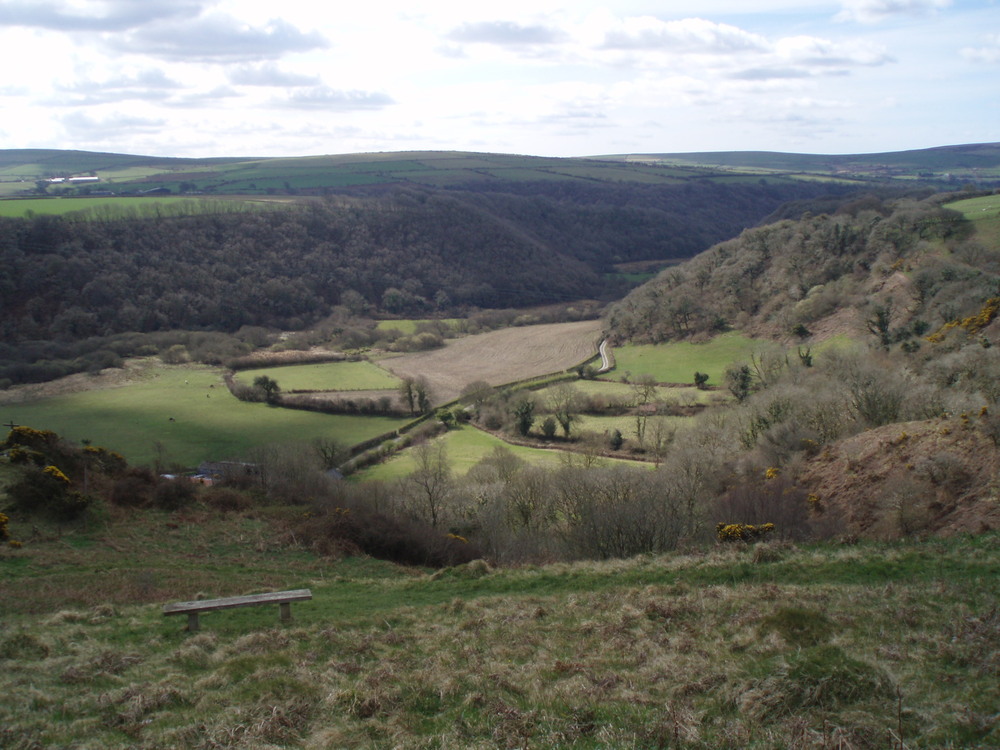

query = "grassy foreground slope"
[{"left": 1, "top": 514, "right": 996, "bottom": 749}]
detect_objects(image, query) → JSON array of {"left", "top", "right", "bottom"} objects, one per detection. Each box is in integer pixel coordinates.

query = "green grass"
[
  {"left": 235, "top": 360, "right": 401, "bottom": 392},
  {"left": 0, "top": 520, "right": 996, "bottom": 749},
  {"left": 2, "top": 363, "right": 408, "bottom": 468},
  {"left": 374, "top": 319, "right": 460, "bottom": 335},
  {"left": 357, "top": 423, "right": 655, "bottom": 482},
  {"left": 612, "top": 332, "right": 768, "bottom": 385},
  {"left": 0, "top": 196, "right": 254, "bottom": 218},
  {"left": 355, "top": 424, "right": 573, "bottom": 481},
  {"left": 566, "top": 413, "right": 692, "bottom": 438},
  {"left": 545, "top": 378, "right": 718, "bottom": 404},
  {"left": 946, "top": 193, "right": 1000, "bottom": 247},
  {"left": 0, "top": 196, "right": 185, "bottom": 217}
]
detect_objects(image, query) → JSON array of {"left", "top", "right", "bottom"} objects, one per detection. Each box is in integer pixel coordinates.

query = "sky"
[{"left": 0, "top": 0, "right": 996, "bottom": 159}]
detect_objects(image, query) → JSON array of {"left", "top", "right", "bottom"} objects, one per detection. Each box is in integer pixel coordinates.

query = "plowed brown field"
[{"left": 378, "top": 320, "right": 603, "bottom": 402}]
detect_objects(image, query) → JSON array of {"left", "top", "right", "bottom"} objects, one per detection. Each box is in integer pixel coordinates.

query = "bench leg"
[
  {"left": 187, "top": 612, "right": 200, "bottom": 632},
  {"left": 280, "top": 602, "right": 291, "bottom": 623}
]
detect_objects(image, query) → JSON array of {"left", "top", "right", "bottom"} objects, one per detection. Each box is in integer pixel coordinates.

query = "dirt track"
[{"left": 377, "top": 320, "right": 603, "bottom": 402}]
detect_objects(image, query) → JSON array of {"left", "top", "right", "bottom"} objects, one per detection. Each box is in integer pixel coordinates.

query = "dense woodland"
[{"left": 0, "top": 179, "right": 842, "bottom": 384}]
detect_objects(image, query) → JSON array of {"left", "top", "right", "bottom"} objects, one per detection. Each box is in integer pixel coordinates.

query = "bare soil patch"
[
  {"left": 798, "top": 414, "right": 1000, "bottom": 537},
  {"left": 378, "top": 320, "right": 603, "bottom": 402}
]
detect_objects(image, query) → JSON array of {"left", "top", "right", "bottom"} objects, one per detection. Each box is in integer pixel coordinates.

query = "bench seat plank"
[
  {"left": 163, "top": 589, "right": 312, "bottom": 630},
  {"left": 163, "top": 589, "right": 312, "bottom": 615}
]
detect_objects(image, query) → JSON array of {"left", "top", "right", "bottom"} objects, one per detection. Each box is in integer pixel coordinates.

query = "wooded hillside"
[
  {"left": 0, "top": 179, "right": 841, "bottom": 384},
  {"left": 606, "top": 192, "right": 993, "bottom": 345}
]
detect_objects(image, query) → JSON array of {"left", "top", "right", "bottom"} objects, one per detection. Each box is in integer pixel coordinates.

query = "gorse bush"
[
  {"left": 716, "top": 522, "right": 775, "bottom": 543},
  {"left": 5, "top": 465, "right": 90, "bottom": 520}
]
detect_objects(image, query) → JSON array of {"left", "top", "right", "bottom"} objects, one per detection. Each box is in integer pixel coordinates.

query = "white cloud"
[
  {"left": 600, "top": 17, "right": 769, "bottom": 54},
  {"left": 835, "top": 0, "right": 952, "bottom": 24},
  {"left": 0, "top": 0, "right": 205, "bottom": 32},
  {"left": 107, "top": 13, "right": 327, "bottom": 61},
  {"left": 171, "top": 86, "right": 243, "bottom": 107},
  {"left": 229, "top": 64, "right": 321, "bottom": 87},
  {"left": 277, "top": 87, "right": 395, "bottom": 110},
  {"left": 774, "top": 36, "right": 892, "bottom": 67},
  {"left": 446, "top": 21, "right": 566, "bottom": 46},
  {"left": 59, "top": 110, "right": 166, "bottom": 142},
  {"left": 0, "top": 0, "right": 992, "bottom": 158},
  {"left": 54, "top": 69, "right": 183, "bottom": 105},
  {"left": 961, "top": 33, "right": 1000, "bottom": 63}
]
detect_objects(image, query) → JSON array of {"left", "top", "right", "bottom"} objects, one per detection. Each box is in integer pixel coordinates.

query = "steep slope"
[
  {"left": 606, "top": 192, "right": 994, "bottom": 347},
  {"left": 799, "top": 414, "right": 1000, "bottom": 537}
]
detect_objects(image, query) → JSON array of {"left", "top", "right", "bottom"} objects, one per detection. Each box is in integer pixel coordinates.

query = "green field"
[
  {"left": 544, "top": 379, "right": 718, "bottom": 405},
  {"left": 355, "top": 425, "right": 573, "bottom": 481},
  {"left": 946, "top": 193, "right": 1000, "bottom": 247},
  {"left": 235, "top": 360, "right": 401, "bottom": 392},
  {"left": 612, "top": 332, "right": 768, "bottom": 385},
  {"left": 357, "top": 423, "right": 655, "bottom": 482},
  {"left": 566, "top": 413, "right": 692, "bottom": 439},
  {"left": 375, "top": 319, "right": 460, "bottom": 335},
  {"left": 1, "top": 365, "right": 408, "bottom": 468},
  {"left": 0, "top": 196, "right": 254, "bottom": 218}
]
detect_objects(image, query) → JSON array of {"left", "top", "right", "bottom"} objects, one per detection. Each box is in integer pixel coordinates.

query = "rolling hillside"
[
  {"left": 3, "top": 142, "right": 998, "bottom": 198},
  {"left": 598, "top": 141, "right": 1000, "bottom": 182}
]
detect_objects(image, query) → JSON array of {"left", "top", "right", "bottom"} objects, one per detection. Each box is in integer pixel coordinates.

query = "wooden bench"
[{"left": 163, "top": 589, "right": 312, "bottom": 631}]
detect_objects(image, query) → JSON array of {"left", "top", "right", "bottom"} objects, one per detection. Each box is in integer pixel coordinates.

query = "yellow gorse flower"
[{"left": 43, "top": 465, "right": 70, "bottom": 484}]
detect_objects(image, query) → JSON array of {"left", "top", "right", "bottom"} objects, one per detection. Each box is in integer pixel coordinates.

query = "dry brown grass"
[
  {"left": 378, "top": 320, "right": 603, "bottom": 402},
  {"left": 2, "top": 503, "right": 996, "bottom": 749}
]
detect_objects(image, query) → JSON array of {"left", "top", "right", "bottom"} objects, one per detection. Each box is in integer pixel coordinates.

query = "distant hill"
[
  {"left": 2, "top": 143, "right": 997, "bottom": 198},
  {"left": 0, "top": 149, "right": 783, "bottom": 197},
  {"left": 596, "top": 141, "right": 1000, "bottom": 183}
]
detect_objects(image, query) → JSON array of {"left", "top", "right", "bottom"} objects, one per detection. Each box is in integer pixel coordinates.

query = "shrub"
[
  {"left": 82, "top": 445, "right": 127, "bottom": 475},
  {"left": 715, "top": 522, "right": 775, "bottom": 543},
  {"left": 203, "top": 487, "right": 254, "bottom": 513},
  {"left": 290, "top": 502, "right": 483, "bottom": 568},
  {"left": 609, "top": 429, "right": 624, "bottom": 450},
  {"left": 5, "top": 467, "right": 91, "bottom": 520},
  {"left": 713, "top": 474, "right": 811, "bottom": 540},
  {"left": 153, "top": 480, "right": 196, "bottom": 511},
  {"left": 109, "top": 469, "right": 157, "bottom": 507}
]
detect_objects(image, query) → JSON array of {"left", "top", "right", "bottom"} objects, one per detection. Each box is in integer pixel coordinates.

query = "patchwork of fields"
[
  {"left": 0, "top": 321, "right": 603, "bottom": 469},
  {"left": 0, "top": 321, "right": 806, "bottom": 473},
  {"left": 379, "top": 319, "right": 603, "bottom": 402}
]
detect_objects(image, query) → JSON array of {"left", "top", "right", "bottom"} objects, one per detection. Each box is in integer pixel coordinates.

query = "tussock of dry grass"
[{"left": 1, "top": 531, "right": 997, "bottom": 748}]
